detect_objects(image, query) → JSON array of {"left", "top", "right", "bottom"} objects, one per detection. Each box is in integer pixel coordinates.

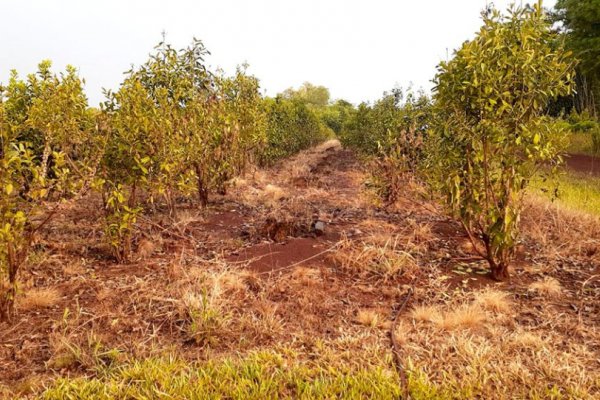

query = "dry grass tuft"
[
  {"left": 510, "top": 330, "right": 546, "bottom": 350},
  {"left": 529, "top": 277, "right": 562, "bottom": 298},
  {"left": 264, "top": 184, "right": 287, "bottom": 202},
  {"left": 179, "top": 288, "right": 229, "bottom": 345},
  {"left": 436, "top": 304, "right": 486, "bottom": 331},
  {"left": 19, "top": 288, "right": 62, "bottom": 311},
  {"left": 356, "top": 309, "right": 381, "bottom": 328},
  {"left": 330, "top": 236, "right": 418, "bottom": 280},
  {"left": 418, "top": 303, "right": 487, "bottom": 331},
  {"left": 411, "top": 305, "right": 442, "bottom": 323},
  {"left": 290, "top": 266, "right": 321, "bottom": 285},
  {"left": 214, "top": 269, "right": 255, "bottom": 294},
  {"left": 246, "top": 299, "right": 286, "bottom": 337},
  {"left": 474, "top": 289, "right": 512, "bottom": 314}
]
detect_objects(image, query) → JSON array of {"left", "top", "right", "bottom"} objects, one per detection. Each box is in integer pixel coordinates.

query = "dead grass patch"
[
  {"left": 510, "top": 330, "right": 546, "bottom": 351},
  {"left": 436, "top": 304, "right": 486, "bottom": 331},
  {"left": 401, "top": 289, "right": 599, "bottom": 398},
  {"left": 356, "top": 309, "right": 382, "bottom": 328},
  {"left": 411, "top": 305, "right": 442, "bottom": 323},
  {"left": 19, "top": 288, "right": 62, "bottom": 311},
  {"left": 330, "top": 236, "right": 418, "bottom": 280},
  {"left": 524, "top": 195, "right": 600, "bottom": 263},
  {"left": 282, "top": 140, "right": 341, "bottom": 183},
  {"left": 529, "top": 277, "right": 562, "bottom": 298},
  {"left": 473, "top": 289, "right": 512, "bottom": 314}
]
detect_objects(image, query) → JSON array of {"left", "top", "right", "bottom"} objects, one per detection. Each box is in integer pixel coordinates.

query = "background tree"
[
  {"left": 260, "top": 96, "right": 329, "bottom": 165},
  {"left": 432, "top": 3, "right": 575, "bottom": 280},
  {"left": 554, "top": 0, "right": 600, "bottom": 115},
  {"left": 206, "top": 66, "right": 266, "bottom": 196},
  {"left": 319, "top": 99, "right": 354, "bottom": 135},
  {"left": 281, "top": 82, "right": 330, "bottom": 107},
  {"left": 339, "top": 89, "right": 431, "bottom": 202}
]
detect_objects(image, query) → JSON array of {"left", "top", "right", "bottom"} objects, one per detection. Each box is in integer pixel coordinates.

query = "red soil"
[
  {"left": 228, "top": 237, "right": 332, "bottom": 274},
  {"left": 565, "top": 153, "right": 600, "bottom": 176}
]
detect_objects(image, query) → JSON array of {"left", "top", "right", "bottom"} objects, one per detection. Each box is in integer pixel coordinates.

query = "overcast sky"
[{"left": 0, "top": 0, "right": 556, "bottom": 107}]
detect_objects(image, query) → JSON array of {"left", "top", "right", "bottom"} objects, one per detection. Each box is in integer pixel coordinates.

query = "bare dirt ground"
[
  {"left": 566, "top": 153, "right": 600, "bottom": 176},
  {"left": 1, "top": 141, "right": 599, "bottom": 398}
]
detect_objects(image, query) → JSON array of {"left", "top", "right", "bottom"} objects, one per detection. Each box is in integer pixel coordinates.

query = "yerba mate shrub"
[
  {"left": 0, "top": 62, "right": 94, "bottom": 320},
  {"left": 431, "top": 3, "right": 575, "bottom": 280},
  {"left": 99, "top": 40, "right": 266, "bottom": 261}
]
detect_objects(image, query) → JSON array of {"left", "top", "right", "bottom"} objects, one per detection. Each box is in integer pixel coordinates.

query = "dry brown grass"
[
  {"left": 436, "top": 303, "right": 486, "bottom": 331},
  {"left": 356, "top": 309, "right": 381, "bottom": 328},
  {"left": 400, "top": 289, "right": 599, "bottom": 398},
  {"left": 330, "top": 236, "right": 418, "bottom": 280},
  {"left": 282, "top": 139, "right": 341, "bottom": 183},
  {"left": 529, "top": 277, "right": 563, "bottom": 298},
  {"left": 411, "top": 305, "right": 442, "bottom": 323},
  {"left": 509, "top": 330, "right": 546, "bottom": 350},
  {"left": 473, "top": 289, "right": 512, "bottom": 313},
  {"left": 19, "top": 288, "right": 62, "bottom": 311},
  {"left": 524, "top": 195, "right": 600, "bottom": 263},
  {"left": 356, "top": 218, "right": 434, "bottom": 255}
]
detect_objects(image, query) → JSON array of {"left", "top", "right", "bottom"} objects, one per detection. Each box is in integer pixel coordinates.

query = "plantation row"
[
  {"left": 339, "top": 5, "right": 576, "bottom": 281},
  {"left": 0, "top": 41, "right": 330, "bottom": 321},
  {"left": 0, "top": 3, "right": 592, "bottom": 323}
]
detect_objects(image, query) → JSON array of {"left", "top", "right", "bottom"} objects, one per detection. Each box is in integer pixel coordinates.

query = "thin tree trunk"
[
  {"left": 195, "top": 164, "right": 209, "bottom": 208},
  {"left": 40, "top": 142, "right": 51, "bottom": 180},
  {"left": 491, "top": 261, "right": 510, "bottom": 281},
  {"left": 120, "top": 184, "right": 137, "bottom": 263},
  {"left": 0, "top": 242, "right": 26, "bottom": 322},
  {"left": 166, "top": 188, "right": 177, "bottom": 218}
]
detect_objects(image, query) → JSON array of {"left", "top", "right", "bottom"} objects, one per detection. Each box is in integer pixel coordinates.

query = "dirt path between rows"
[{"left": 566, "top": 153, "right": 600, "bottom": 176}]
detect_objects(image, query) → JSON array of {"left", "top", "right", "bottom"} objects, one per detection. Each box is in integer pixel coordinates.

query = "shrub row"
[
  {"left": 340, "top": 4, "right": 576, "bottom": 281},
  {"left": 0, "top": 40, "right": 327, "bottom": 320}
]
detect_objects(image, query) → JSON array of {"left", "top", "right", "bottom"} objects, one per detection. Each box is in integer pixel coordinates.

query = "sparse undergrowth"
[{"left": 35, "top": 288, "right": 599, "bottom": 399}]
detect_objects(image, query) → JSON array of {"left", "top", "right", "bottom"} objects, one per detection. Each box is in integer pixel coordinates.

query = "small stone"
[
  {"left": 348, "top": 228, "right": 362, "bottom": 237},
  {"left": 314, "top": 221, "right": 326, "bottom": 236}
]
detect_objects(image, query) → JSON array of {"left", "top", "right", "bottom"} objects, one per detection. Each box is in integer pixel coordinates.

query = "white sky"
[{"left": 0, "top": 0, "right": 556, "bottom": 107}]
